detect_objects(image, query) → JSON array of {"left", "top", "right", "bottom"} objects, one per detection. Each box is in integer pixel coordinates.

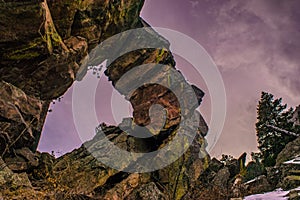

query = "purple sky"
[{"left": 38, "top": 0, "right": 300, "bottom": 159}]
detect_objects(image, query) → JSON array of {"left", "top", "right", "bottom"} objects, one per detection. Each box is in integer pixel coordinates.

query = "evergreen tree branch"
[{"left": 265, "top": 123, "right": 299, "bottom": 137}]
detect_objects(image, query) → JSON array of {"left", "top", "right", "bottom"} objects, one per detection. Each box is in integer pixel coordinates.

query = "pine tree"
[{"left": 256, "top": 92, "right": 295, "bottom": 167}]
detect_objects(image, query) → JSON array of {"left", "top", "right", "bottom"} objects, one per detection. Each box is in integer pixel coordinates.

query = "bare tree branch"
[{"left": 265, "top": 124, "right": 300, "bottom": 137}]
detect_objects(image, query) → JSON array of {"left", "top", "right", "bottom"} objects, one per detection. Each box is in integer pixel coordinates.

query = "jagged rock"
[
  {"left": 265, "top": 166, "right": 282, "bottom": 189},
  {"left": 104, "top": 47, "right": 205, "bottom": 131},
  {"left": 14, "top": 147, "right": 39, "bottom": 167},
  {"left": 126, "top": 182, "right": 166, "bottom": 200},
  {"left": 231, "top": 175, "right": 246, "bottom": 198},
  {"left": 55, "top": 193, "right": 95, "bottom": 200},
  {"left": 30, "top": 152, "right": 55, "bottom": 181},
  {"left": 0, "top": 1, "right": 89, "bottom": 99},
  {"left": 0, "top": 157, "right": 32, "bottom": 189},
  {"left": 224, "top": 158, "right": 239, "bottom": 179},
  {"left": 100, "top": 173, "right": 145, "bottom": 199},
  {"left": 198, "top": 113, "right": 209, "bottom": 137},
  {"left": 0, "top": 0, "right": 211, "bottom": 199},
  {"left": 0, "top": 80, "right": 49, "bottom": 159},
  {"left": 212, "top": 167, "right": 230, "bottom": 189},
  {"left": 244, "top": 161, "right": 265, "bottom": 182},
  {"left": 81, "top": 11, "right": 208, "bottom": 199},
  {"left": 280, "top": 175, "right": 300, "bottom": 191},
  {"left": 244, "top": 175, "right": 272, "bottom": 195},
  {"left": 276, "top": 136, "right": 300, "bottom": 165},
  {"left": 210, "top": 158, "right": 224, "bottom": 172},
  {"left": 290, "top": 106, "right": 300, "bottom": 127},
  {"left": 244, "top": 141, "right": 300, "bottom": 196},
  {"left": 4, "top": 156, "right": 29, "bottom": 172},
  {"left": 181, "top": 183, "right": 229, "bottom": 200},
  {"left": 0, "top": 188, "right": 47, "bottom": 200},
  {"left": 19, "top": 120, "right": 208, "bottom": 199},
  {"left": 0, "top": 0, "right": 145, "bottom": 161},
  {"left": 50, "top": 147, "right": 118, "bottom": 195},
  {"left": 277, "top": 159, "right": 300, "bottom": 190},
  {"left": 156, "top": 130, "right": 209, "bottom": 200},
  {"left": 197, "top": 157, "right": 224, "bottom": 186},
  {"left": 288, "top": 188, "right": 300, "bottom": 200}
]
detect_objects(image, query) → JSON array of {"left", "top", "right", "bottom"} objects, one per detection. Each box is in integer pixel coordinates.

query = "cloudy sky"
[{"left": 38, "top": 0, "right": 300, "bottom": 159}]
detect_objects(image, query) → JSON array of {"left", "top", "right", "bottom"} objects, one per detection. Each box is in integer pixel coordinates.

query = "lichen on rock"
[{"left": 0, "top": 0, "right": 212, "bottom": 199}]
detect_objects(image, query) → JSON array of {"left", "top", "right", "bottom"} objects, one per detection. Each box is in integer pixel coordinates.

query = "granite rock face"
[
  {"left": 274, "top": 137, "right": 300, "bottom": 190},
  {"left": 276, "top": 136, "right": 300, "bottom": 166},
  {"left": 0, "top": 0, "right": 144, "bottom": 162},
  {"left": 0, "top": 123, "right": 209, "bottom": 199},
  {"left": 0, "top": 81, "right": 48, "bottom": 156},
  {"left": 0, "top": 0, "right": 211, "bottom": 199},
  {"left": 0, "top": 0, "right": 206, "bottom": 161}
]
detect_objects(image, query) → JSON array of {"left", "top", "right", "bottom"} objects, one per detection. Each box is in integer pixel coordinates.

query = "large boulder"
[
  {"left": 212, "top": 167, "right": 230, "bottom": 189},
  {"left": 0, "top": 158, "right": 32, "bottom": 189},
  {"left": 244, "top": 175, "right": 272, "bottom": 195},
  {"left": 126, "top": 182, "right": 166, "bottom": 200},
  {"left": 277, "top": 158, "right": 300, "bottom": 190},
  {"left": 276, "top": 137, "right": 300, "bottom": 166},
  {"left": 274, "top": 137, "right": 300, "bottom": 190},
  {"left": 0, "top": 81, "right": 49, "bottom": 158}
]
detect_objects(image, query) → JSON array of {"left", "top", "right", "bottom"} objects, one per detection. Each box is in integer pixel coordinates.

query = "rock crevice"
[{"left": 0, "top": 1, "right": 210, "bottom": 199}]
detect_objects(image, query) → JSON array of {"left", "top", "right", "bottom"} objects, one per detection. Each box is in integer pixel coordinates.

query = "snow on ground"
[
  {"left": 244, "top": 187, "right": 300, "bottom": 200},
  {"left": 284, "top": 156, "right": 300, "bottom": 165}
]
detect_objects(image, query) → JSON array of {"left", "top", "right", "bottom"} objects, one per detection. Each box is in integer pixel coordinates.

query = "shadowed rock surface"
[
  {"left": 1, "top": 1, "right": 299, "bottom": 200},
  {"left": 0, "top": 0, "right": 212, "bottom": 199},
  {"left": 0, "top": 0, "right": 145, "bottom": 161}
]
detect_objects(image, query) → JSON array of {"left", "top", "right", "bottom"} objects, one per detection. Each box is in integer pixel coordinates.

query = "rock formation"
[
  {"left": 0, "top": 0, "right": 211, "bottom": 199},
  {"left": 0, "top": 0, "right": 144, "bottom": 162},
  {"left": 2, "top": 1, "right": 299, "bottom": 199},
  {"left": 291, "top": 106, "right": 300, "bottom": 127}
]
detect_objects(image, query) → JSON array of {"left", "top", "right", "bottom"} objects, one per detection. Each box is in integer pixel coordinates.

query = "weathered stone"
[
  {"left": 276, "top": 137, "right": 300, "bottom": 166},
  {"left": 244, "top": 175, "right": 272, "bottom": 195},
  {"left": 289, "top": 188, "right": 300, "bottom": 200},
  {"left": 15, "top": 147, "right": 39, "bottom": 167},
  {"left": 277, "top": 161, "right": 300, "bottom": 190},
  {"left": 226, "top": 159, "right": 240, "bottom": 178},
  {"left": 0, "top": 81, "right": 49, "bottom": 158},
  {"left": 231, "top": 175, "right": 246, "bottom": 198},
  {"left": 244, "top": 161, "right": 265, "bottom": 182},
  {"left": 209, "top": 158, "right": 224, "bottom": 172},
  {"left": 0, "top": 157, "right": 32, "bottom": 189},
  {"left": 126, "top": 182, "right": 166, "bottom": 200},
  {"left": 50, "top": 147, "right": 118, "bottom": 195},
  {"left": 181, "top": 183, "right": 229, "bottom": 200},
  {"left": 280, "top": 175, "right": 300, "bottom": 191},
  {"left": 157, "top": 131, "right": 209, "bottom": 200},
  {"left": 265, "top": 166, "right": 282, "bottom": 189},
  {"left": 0, "top": 0, "right": 212, "bottom": 199},
  {"left": 29, "top": 152, "right": 55, "bottom": 182},
  {"left": 0, "top": 0, "right": 145, "bottom": 163},
  {"left": 101, "top": 173, "right": 143, "bottom": 200},
  {"left": 212, "top": 167, "right": 230, "bottom": 189},
  {"left": 290, "top": 106, "right": 300, "bottom": 127},
  {"left": 4, "top": 156, "right": 29, "bottom": 172}
]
